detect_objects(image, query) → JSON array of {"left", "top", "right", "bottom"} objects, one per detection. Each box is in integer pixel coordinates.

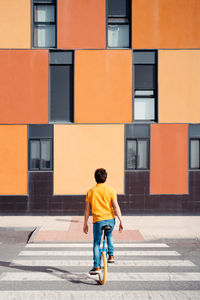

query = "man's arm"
[
  {"left": 83, "top": 201, "right": 90, "bottom": 234},
  {"left": 112, "top": 198, "right": 123, "bottom": 232}
]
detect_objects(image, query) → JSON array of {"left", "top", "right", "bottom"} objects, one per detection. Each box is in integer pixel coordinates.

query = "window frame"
[
  {"left": 189, "top": 138, "right": 200, "bottom": 169},
  {"left": 32, "top": 0, "right": 57, "bottom": 49},
  {"left": 106, "top": 0, "right": 132, "bottom": 49},
  {"left": 29, "top": 138, "right": 53, "bottom": 171},
  {"left": 49, "top": 51, "right": 74, "bottom": 123},
  {"left": 126, "top": 138, "right": 149, "bottom": 170},
  {"left": 133, "top": 50, "right": 158, "bottom": 122}
]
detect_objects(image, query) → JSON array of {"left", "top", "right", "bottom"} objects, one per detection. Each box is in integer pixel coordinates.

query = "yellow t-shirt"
[{"left": 85, "top": 183, "right": 116, "bottom": 223}]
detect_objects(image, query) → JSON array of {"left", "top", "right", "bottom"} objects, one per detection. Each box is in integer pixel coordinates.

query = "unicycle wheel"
[{"left": 99, "top": 251, "right": 107, "bottom": 285}]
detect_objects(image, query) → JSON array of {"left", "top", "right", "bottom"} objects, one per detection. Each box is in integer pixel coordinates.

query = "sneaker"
[
  {"left": 108, "top": 255, "right": 115, "bottom": 263},
  {"left": 89, "top": 267, "right": 100, "bottom": 275}
]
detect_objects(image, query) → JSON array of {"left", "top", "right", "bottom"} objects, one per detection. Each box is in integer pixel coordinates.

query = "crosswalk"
[{"left": 0, "top": 242, "right": 199, "bottom": 299}]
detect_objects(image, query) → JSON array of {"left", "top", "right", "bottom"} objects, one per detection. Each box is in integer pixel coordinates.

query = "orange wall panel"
[
  {"left": 0, "top": 126, "right": 27, "bottom": 195},
  {"left": 133, "top": 0, "right": 200, "bottom": 48},
  {"left": 150, "top": 124, "right": 188, "bottom": 195},
  {"left": 75, "top": 50, "right": 132, "bottom": 123},
  {"left": 0, "top": 0, "right": 30, "bottom": 48},
  {"left": 159, "top": 50, "right": 200, "bottom": 123},
  {"left": 0, "top": 50, "right": 48, "bottom": 124},
  {"left": 58, "top": 0, "right": 106, "bottom": 49},
  {"left": 54, "top": 125, "right": 124, "bottom": 195}
]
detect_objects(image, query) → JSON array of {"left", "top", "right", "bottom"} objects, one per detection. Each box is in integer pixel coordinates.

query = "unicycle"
[{"left": 98, "top": 225, "right": 112, "bottom": 285}]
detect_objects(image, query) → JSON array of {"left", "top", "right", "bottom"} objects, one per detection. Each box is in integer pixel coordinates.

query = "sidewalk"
[{"left": 0, "top": 216, "right": 200, "bottom": 242}]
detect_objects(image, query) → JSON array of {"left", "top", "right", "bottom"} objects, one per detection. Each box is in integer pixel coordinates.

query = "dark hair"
[{"left": 95, "top": 168, "right": 107, "bottom": 183}]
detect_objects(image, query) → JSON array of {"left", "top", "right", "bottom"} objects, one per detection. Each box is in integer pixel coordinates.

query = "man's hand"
[
  {"left": 83, "top": 223, "right": 88, "bottom": 234},
  {"left": 119, "top": 221, "right": 123, "bottom": 232},
  {"left": 83, "top": 201, "right": 90, "bottom": 234}
]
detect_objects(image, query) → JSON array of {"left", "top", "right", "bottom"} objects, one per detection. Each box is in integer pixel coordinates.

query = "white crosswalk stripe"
[
  {"left": 11, "top": 259, "right": 195, "bottom": 267},
  {"left": 0, "top": 291, "right": 200, "bottom": 300},
  {"left": 26, "top": 243, "right": 169, "bottom": 248},
  {"left": 19, "top": 250, "right": 180, "bottom": 256},
  {"left": 0, "top": 242, "right": 199, "bottom": 300},
  {"left": 1, "top": 271, "right": 200, "bottom": 282}
]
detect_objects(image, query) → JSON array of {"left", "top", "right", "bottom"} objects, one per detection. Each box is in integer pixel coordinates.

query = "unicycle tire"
[{"left": 99, "top": 251, "right": 107, "bottom": 285}]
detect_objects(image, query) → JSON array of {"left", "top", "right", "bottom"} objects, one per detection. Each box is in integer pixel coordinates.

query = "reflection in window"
[
  {"left": 138, "top": 140, "right": 147, "bottom": 169},
  {"left": 134, "top": 98, "right": 155, "bottom": 120},
  {"left": 107, "top": 0, "right": 131, "bottom": 48},
  {"left": 108, "top": 24, "right": 129, "bottom": 48},
  {"left": 30, "top": 140, "right": 40, "bottom": 169},
  {"left": 127, "top": 140, "right": 136, "bottom": 169},
  {"left": 41, "top": 140, "right": 51, "bottom": 169},
  {"left": 190, "top": 139, "right": 200, "bottom": 169},
  {"left": 29, "top": 139, "right": 52, "bottom": 170},
  {"left": 127, "top": 139, "right": 148, "bottom": 170}
]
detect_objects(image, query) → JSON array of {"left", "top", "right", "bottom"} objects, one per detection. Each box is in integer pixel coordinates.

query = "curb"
[
  {"left": 0, "top": 227, "right": 36, "bottom": 231},
  {"left": 27, "top": 226, "right": 41, "bottom": 243}
]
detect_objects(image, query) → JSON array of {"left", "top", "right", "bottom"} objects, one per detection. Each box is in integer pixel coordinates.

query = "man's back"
[{"left": 86, "top": 183, "right": 116, "bottom": 223}]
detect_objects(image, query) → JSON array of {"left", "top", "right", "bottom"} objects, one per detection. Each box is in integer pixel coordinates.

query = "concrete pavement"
[{"left": 0, "top": 216, "right": 200, "bottom": 242}]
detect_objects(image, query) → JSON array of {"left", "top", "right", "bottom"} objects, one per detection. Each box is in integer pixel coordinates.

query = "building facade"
[{"left": 0, "top": 0, "right": 200, "bottom": 215}]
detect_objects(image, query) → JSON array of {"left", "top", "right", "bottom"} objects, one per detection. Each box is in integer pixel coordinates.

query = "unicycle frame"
[{"left": 98, "top": 227, "right": 110, "bottom": 285}]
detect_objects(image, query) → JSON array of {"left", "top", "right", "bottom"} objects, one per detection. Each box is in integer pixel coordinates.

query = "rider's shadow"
[{"left": 0, "top": 260, "right": 99, "bottom": 286}]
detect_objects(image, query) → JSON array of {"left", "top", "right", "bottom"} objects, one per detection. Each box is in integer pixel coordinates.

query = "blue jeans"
[{"left": 93, "top": 218, "right": 115, "bottom": 268}]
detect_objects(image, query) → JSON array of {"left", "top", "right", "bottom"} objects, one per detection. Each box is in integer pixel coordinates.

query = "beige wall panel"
[
  {"left": 0, "top": 0, "right": 30, "bottom": 48},
  {"left": 54, "top": 125, "right": 124, "bottom": 195},
  {"left": 159, "top": 50, "right": 200, "bottom": 123}
]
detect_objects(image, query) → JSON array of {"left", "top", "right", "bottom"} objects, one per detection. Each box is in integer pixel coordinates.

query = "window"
[
  {"left": 30, "top": 139, "right": 52, "bottom": 170},
  {"left": 29, "top": 125, "right": 53, "bottom": 171},
  {"left": 107, "top": 0, "right": 131, "bottom": 48},
  {"left": 126, "top": 124, "right": 150, "bottom": 170},
  {"left": 50, "top": 51, "right": 74, "bottom": 123},
  {"left": 33, "top": 0, "right": 56, "bottom": 48},
  {"left": 133, "top": 51, "right": 157, "bottom": 121},
  {"left": 127, "top": 139, "right": 148, "bottom": 170},
  {"left": 190, "top": 139, "right": 200, "bottom": 169},
  {"left": 189, "top": 125, "right": 200, "bottom": 170}
]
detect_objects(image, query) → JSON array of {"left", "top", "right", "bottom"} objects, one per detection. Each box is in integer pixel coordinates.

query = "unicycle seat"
[{"left": 102, "top": 225, "right": 112, "bottom": 231}]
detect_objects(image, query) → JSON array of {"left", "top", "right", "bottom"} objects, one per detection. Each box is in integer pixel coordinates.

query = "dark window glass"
[
  {"left": 127, "top": 139, "right": 148, "bottom": 170},
  {"left": 33, "top": 0, "right": 56, "bottom": 48},
  {"left": 190, "top": 140, "right": 200, "bottom": 169},
  {"left": 30, "top": 140, "right": 40, "bottom": 170},
  {"left": 108, "top": 0, "right": 131, "bottom": 16},
  {"left": 133, "top": 51, "right": 155, "bottom": 64},
  {"left": 50, "top": 65, "right": 73, "bottom": 122},
  {"left": 29, "top": 124, "right": 53, "bottom": 138},
  {"left": 126, "top": 124, "right": 150, "bottom": 139},
  {"left": 135, "top": 65, "right": 155, "bottom": 90}
]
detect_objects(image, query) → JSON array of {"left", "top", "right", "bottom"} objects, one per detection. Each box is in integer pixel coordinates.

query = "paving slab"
[{"left": 0, "top": 216, "right": 200, "bottom": 243}]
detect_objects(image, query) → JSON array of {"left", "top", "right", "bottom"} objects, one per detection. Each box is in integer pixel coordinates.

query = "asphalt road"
[{"left": 0, "top": 230, "right": 200, "bottom": 299}]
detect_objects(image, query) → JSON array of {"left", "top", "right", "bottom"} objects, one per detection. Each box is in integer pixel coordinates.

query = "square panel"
[
  {"left": 58, "top": 0, "right": 106, "bottom": 49},
  {"left": 150, "top": 124, "right": 188, "bottom": 195},
  {"left": 54, "top": 125, "right": 124, "bottom": 195},
  {"left": 0, "top": 126, "right": 27, "bottom": 195},
  {"left": 75, "top": 50, "right": 132, "bottom": 123},
  {"left": 0, "top": 50, "right": 48, "bottom": 124}
]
